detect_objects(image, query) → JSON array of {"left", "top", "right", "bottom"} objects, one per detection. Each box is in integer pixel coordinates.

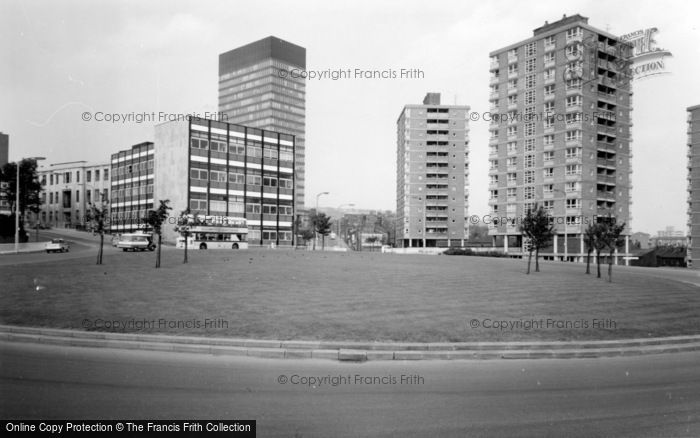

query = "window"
[
  {"left": 507, "top": 173, "right": 517, "bottom": 184},
  {"left": 544, "top": 116, "right": 555, "bottom": 129},
  {"left": 262, "top": 204, "right": 278, "bottom": 215},
  {"left": 489, "top": 190, "right": 498, "bottom": 200},
  {"left": 247, "top": 146, "right": 262, "bottom": 158},
  {"left": 524, "top": 186, "right": 535, "bottom": 200},
  {"left": 566, "top": 27, "right": 582, "bottom": 40},
  {"left": 508, "top": 48, "right": 517, "bottom": 59},
  {"left": 263, "top": 176, "right": 278, "bottom": 187},
  {"left": 508, "top": 95, "right": 517, "bottom": 106},
  {"left": 544, "top": 84, "right": 555, "bottom": 97},
  {"left": 566, "top": 113, "right": 582, "bottom": 124},
  {"left": 190, "top": 199, "right": 207, "bottom": 211},
  {"left": 544, "top": 184, "right": 554, "bottom": 194},
  {"left": 190, "top": 169, "right": 208, "bottom": 181},
  {"left": 507, "top": 126, "right": 517, "bottom": 137},
  {"left": 565, "top": 164, "right": 582, "bottom": 175},
  {"left": 566, "top": 79, "right": 582, "bottom": 90},
  {"left": 526, "top": 58, "right": 536, "bottom": 73},
  {"left": 508, "top": 79, "right": 517, "bottom": 90},
  {"left": 544, "top": 135, "right": 555, "bottom": 146},
  {"left": 566, "top": 216, "right": 580, "bottom": 226},
  {"left": 543, "top": 200, "right": 554, "bottom": 212},
  {"left": 263, "top": 148, "right": 278, "bottom": 160},
  {"left": 566, "top": 198, "right": 581, "bottom": 209},
  {"left": 544, "top": 35, "right": 556, "bottom": 47},
  {"left": 524, "top": 138, "right": 535, "bottom": 152},
  {"left": 507, "top": 142, "right": 517, "bottom": 154},
  {"left": 525, "top": 74, "right": 536, "bottom": 88},
  {"left": 228, "top": 172, "right": 245, "bottom": 184},
  {"left": 507, "top": 187, "right": 517, "bottom": 198},
  {"left": 543, "top": 101, "right": 555, "bottom": 114},
  {"left": 76, "top": 190, "right": 80, "bottom": 203},
  {"left": 489, "top": 160, "right": 498, "bottom": 170},
  {"left": 525, "top": 123, "right": 535, "bottom": 136},
  {"left": 566, "top": 95, "right": 582, "bottom": 107},
  {"left": 524, "top": 170, "right": 535, "bottom": 184},
  {"left": 543, "top": 151, "right": 554, "bottom": 161},
  {"left": 566, "top": 181, "right": 581, "bottom": 192},
  {"left": 566, "top": 43, "right": 581, "bottom": 58},
  {"left": 525, "top": 41, "right": 537, "bottom": 57},
  {"left": 507, "top": 157, "right": 517, "bottom": 167},
  {"left": 543, "top": 168, "right": 554, "bottom": 178},
  {"left": 544, "top": 52, "right": 555, "bottom": 64},
  {"left": 489, "top": 175, "right": 498, "bottom": 185},
  {"left": 246, "top": 204, "right": 261, "bottom": 214},
  {"left": 508, "top": 64, "right": 518, "bottom": 75},
  {"left": 279, "top": 178, "right": 293, "bottom": 189},
  {"left": 191, "top": 138, "right": 209, "bottom": 150},
  {"left": 86, "top": 171, "right": 92, "bottom": 182},
  {"left": 566, "top": 130, "right": 582, "bottom": 142},
  {"left": 247, "top": 174, "right": 262, "bottom": 186},
  {"left": 525, "top": 154, "right": 535, "bottom": 168},
  {"left": 525, "top": 90, "right": 535, "bottom": 105},
  {"left": 104, "top": 169, "right": 109, "bottom": 180},
  {"left": 209, "top": 170, "right": 226, "bottom": 182}
]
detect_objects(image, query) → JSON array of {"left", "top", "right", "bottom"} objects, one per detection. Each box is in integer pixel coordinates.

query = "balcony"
[
  {"left": 544, "top": 75, "right": 555, "bottom": 85},
  {"left": 507, "top": 86, "right": 518, "bottom": 95},
  {"left": 597, "top": 174, "right": 617, "bottom": 185},
  {"left": 566, "top": 33, "right": 583, "bottom": 43},
  {"left": 508, "top": 54, "right": 518, "bottom": 64},
  {"left": 490, "top": 76, "right": 500, "bottom": 85},
  {"left": 597, "top": 125, "right": 617, "bottom": 137},
  {"left": 565, "top": 173, "right": 582, "bottom": 181},
  {"left": 507, "top": 102, "right": 517, "bottom": 111},
  {"left": 597, "top": 190, "right": 615, "bottom": 201},
  {"left": 489, "top": 92, "right": 499, "bottom": 100},
  {"left": 544, "top": 42, "right": 555, "bottom": 52},
  {"left": 544, "top": 92, "right": 555, "bottom": 101},
  {"left": 490, "top": 60, "right": 499, "bottom": 70},
  {"left": 543, "top": 142, "right": 554, "bottom": 150},
  {"left": 565, "top": 138, "right": 582, "bottom": 146},
  {"left": 565, "top": 156, "right": 582, "bottom": 164},
  {"left": 544, "top": 59, "right": 555, "bottom": 68},
  {"left": 597, "top": 157, "right": 616, "bottom": 168},
  {"left": 507, "top": 179, "right": 517, "bottom": 187},
  {"left": 566, "top": 86, "right": 582, "bottom": 96},
  {"left": 598, "top": 91, "right": 616, "bottom": 103}
]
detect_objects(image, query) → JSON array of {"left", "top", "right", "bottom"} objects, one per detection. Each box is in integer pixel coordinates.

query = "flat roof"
[{"left": 219, "top": 36, "right": 306, "bottom": 75}]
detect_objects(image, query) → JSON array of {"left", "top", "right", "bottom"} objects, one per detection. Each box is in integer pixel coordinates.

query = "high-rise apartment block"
[
  {"left": 396, "top": 93, "right": 470, "bottom": 248},
  {"left": 488, "top": 14, "right": 632, "bottom": 261},
  {"left": 686, "top": 105, "right": 700, "bottom": 269},
  {"left": 218, "top": 36, "right": 306, "bottom": 210}
]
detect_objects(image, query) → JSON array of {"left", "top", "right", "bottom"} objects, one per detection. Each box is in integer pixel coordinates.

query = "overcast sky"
[{"left": 2, "top": 0, "right": 698, "bottom": 234}]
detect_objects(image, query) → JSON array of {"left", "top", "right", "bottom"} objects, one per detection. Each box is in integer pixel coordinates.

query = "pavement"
[
  {"left": 2, "top": 324, "right": 700, "bottom": 362},
  {"left": 2, "top": 341, "right": 698, "bottom": 437}
]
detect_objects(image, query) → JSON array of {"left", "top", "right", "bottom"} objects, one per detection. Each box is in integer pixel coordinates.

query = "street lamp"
[
  {"left": 551, "top": 188, "right": 568, "bottom": 262},
  {"left": 314, "top": 191, "right": 330, "bottom": 249},
  {"left": 14, "top": 156, "right": 45, "bottom": 253}
]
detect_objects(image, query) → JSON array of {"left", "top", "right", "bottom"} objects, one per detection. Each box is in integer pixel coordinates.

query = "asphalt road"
[{"left": 1, "top": 341, "right": 698, "bottom": 437}]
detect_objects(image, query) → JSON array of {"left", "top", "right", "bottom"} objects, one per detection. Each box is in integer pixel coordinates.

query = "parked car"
[
  {"left": 45, "top": 238, "right": 70, "bottom": 253},
  {"left": 116, "top": 233, "right": 156, "bottom": 252}
]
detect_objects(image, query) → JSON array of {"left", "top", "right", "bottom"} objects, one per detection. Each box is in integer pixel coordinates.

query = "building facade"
[
  {"left": 488, "top": 14, "right": 633, "bottom": 261},
  {"left": 218, "top": 36, "right": 306, "bottom": 211},
  {"left": 38, "top": 161, "right": 111, "bottom": 228},
  {"left": 0, "top": 132, "right": 9, "bottom": 215},
  {"left": 396, "top": 93, "right": 470, "bottom": 248},
  {"left": 110, "top": 142, "right": 155, "bottom": 232},
  {"left": 687, "top": 105, "right": 700, "bottom": 269}
]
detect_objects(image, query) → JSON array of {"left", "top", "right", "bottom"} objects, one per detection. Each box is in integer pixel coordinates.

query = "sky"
[{"left": 1, "top": 0, "right": 699, "bottom": 234}]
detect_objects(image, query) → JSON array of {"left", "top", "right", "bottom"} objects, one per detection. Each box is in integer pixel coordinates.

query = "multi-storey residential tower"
[
  {"left": 396, "top": 93, "right": 470, "bottom": 248},
  {"left": 687, "top": 105, "right": 700, "bottom": 269},
  {"left": 0, "top": 133, "right": 9, "bottom": 215},
  {"left": 488, "top": 14, "right": 633, "bottom": 262},
  {"left": 38, "top": 161, "right": 111, "bottom": 228},
  {"left": 218, "top": 36, "right": 306, "bottom": 211}
]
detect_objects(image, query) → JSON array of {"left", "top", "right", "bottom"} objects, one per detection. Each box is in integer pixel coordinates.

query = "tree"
[
  {"left": 312, "top": 212, "right": 333, "bottom": 250},
  {"left": 603, "top": 218, "right": 626, "bottom": 283},
  {"left": 365, "top": 235, "right": 379, "bottom": 251},
  {"left": 583, "top": 222, "right": 598, "bottom": 275},
  {"left": 0, "top": 159, "right": 43, "bottom": 216},
  {"left": 299, "top": 228, "right": 315, "bottom": 247},
  {"left": 86, "top": 197, "right": 109, "bottom": 265},
  {"left": 144, "top": 200, "right": 172, "bottom": 268},
  {"left": 0, "top": 159, "right": 43, "bottom": 240},
  {"left": 174, "top": 208, "right": 193, "bottom": 264},
  {"left": 520, "top": 204, "right": 554, "bottom": 274},
  {"left": 592, "top": 223, "right": 609, "bottom": 278}
]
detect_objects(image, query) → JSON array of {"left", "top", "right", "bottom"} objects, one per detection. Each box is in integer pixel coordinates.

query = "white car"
[
  {"left": 117, "top": 233, "right": 156, "bottom": 252},
  {"left": 45, "top": 238, "right": 70, "bottom": 253}
]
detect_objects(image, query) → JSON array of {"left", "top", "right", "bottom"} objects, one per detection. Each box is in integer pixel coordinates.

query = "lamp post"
[
  {"left": 14, "top": 157, "right": 45, "bottom": 253},
  {"left": 551, "top": 188, "right": 568, "bottom": 262},
  {"left": 314, "top": 191, "right": 329, "bottom": 250}
]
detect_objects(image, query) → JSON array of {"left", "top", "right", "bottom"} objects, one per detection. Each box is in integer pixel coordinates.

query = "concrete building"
[
  {"left": 396, "top": 93, "right": 470, "bottom": 248},
  {"left": 109, "top": 142, "right": 155, "bottom": 232},
  {"left": 0, "top": 132, "right": 9, "bottom": 215},
  {"left": 38, "top": 161, "right": 111, "bottom": 229},
  {"left": 218, "top": 36, "right": 306, "bottom": 211},
  {"left": 488, "top": 14, "right": 633, "bottom": 262},
  {"left": 111, "top": 117, "right": 295, "bottom": 246},
  {"left": 0, "top": 132, "right": 8, "bottom": 166},
  {"left": 687, "top": 104, "right": 700, "bottom": 268}
]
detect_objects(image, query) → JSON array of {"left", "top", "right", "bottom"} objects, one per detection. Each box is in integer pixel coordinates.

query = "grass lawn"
[{"left": 1, "top": 247, "right": 699, "bottom": 343}]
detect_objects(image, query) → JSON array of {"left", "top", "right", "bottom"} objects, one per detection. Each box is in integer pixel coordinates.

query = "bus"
[{"left": 176, "top": 215, "right": 248, "bottom": 250}]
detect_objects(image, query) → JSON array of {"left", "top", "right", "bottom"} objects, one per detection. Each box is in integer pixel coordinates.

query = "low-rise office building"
[{"left": 38, "top": 161, "right": 111, "bottom": 228}]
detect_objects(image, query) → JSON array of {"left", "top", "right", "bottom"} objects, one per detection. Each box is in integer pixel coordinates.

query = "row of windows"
[
  {"left": 191, "top": 138, "right": 294, "bottom": 161},
  {"left": 189, "top": 169, "right": 292, "bottom": 188},
  {"left": 44, "top": 169, "right": 110, "bottom": 186},
  {"left": 113, "top": 160, "right": 154, "bottom": 177},
  {"left": 111, "top": 185, "right": 154, "bottom": 200},
  {"left": 188, "top": 199, "right": 293, "bottom": 216}
]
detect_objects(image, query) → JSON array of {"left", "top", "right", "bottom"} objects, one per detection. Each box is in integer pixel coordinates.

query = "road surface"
[{"left": 1, "top": 341, "right": 698, "bottom": 437}]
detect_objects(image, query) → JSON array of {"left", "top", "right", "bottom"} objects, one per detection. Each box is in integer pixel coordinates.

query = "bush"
[{"left": 443, "top": 248, "right": 507, "bottom": 258}]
